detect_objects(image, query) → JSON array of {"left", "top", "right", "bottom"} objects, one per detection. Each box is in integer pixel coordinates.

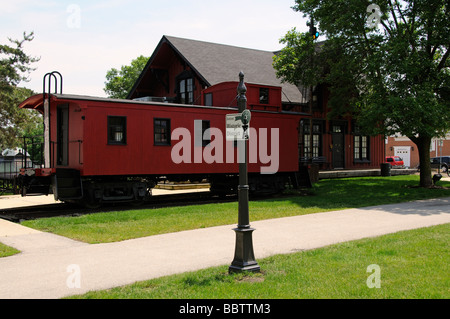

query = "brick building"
[{"left": 386, "top": 134, "right": 450, "bottom": 168}]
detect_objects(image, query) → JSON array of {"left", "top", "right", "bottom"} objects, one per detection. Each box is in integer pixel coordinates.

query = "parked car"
[
  {"left": 386, "top": 156, "right": 405, "bottom": 168},
  {"left": 431, "top": 156, "right": 450, "bottom": 175}
]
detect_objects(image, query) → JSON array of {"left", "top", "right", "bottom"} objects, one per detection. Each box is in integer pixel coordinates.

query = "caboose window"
[
  {"left": 204, "top": 93, "right": 213, "bottom": 106},
  {"left": 259, "top": 88, "right": 269, "bottom": 104},
  {"left": 202, "top": 120, "right": 211, "bottom": 147},
  {"left": 108, "top": 116, "right": 127, "bottom": 145},
  {"left": 154, "top": 118, "right": 171, "bottom": 145}
]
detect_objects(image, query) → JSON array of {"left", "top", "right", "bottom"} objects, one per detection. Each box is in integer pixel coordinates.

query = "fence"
[{"left": 0, "top": 158, "right": 35, "bottom": 195}]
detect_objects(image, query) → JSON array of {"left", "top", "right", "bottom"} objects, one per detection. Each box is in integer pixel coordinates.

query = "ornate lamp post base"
[{"left": 229, "top": 227, "right": 260, "bottom": 273}]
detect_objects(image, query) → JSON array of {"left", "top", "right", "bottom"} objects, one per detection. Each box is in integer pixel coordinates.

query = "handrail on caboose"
[
  {"left": 42, "top": 71, "right": 63, "bottom": 169},
  {"left": 43, "top": 71, "right": 63, "bottom": 98}
]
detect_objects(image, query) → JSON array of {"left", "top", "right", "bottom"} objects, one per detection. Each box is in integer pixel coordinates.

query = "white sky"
[{"left": 1, "top": 0, "right": 308, "bottom": 97}]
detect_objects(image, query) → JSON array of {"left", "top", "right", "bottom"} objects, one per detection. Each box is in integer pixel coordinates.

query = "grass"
[
  {"left": 69, "top": 223, "right": 450, "bottom": 299},
  {"left": 0, "top": 242, "right": 20, "bottom": 258},
  {"left": 22, "top": 175, "right": 450, "bottom": 244}
]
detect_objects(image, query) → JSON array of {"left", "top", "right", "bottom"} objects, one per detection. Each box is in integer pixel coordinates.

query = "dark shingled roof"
[{"left": 131, "top": 36, "right": 305, "bottom": 104}]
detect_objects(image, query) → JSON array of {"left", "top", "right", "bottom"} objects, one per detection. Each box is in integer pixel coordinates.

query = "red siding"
[
  {"left": 45, "top": 96, "right": 300, "bottom": 177},
  {"left": 202, "top": 82, "right": 281, "bottom": 112},
  {"left": 130, "top": 42, "right": 205, "bottom": 103}
]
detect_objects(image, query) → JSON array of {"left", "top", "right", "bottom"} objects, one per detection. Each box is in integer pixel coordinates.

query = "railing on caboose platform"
[
  {"left": 0, "top": 148, "right": 36, "bottom": 195},
  {"left": 21, "top": 135, "right": 45, "bottom": 169}
]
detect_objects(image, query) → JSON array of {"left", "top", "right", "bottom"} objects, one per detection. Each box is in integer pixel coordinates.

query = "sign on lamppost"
[
  {"left": 229, "top": 71, "right": 260, "bottom": 273},
  {"left": 226, "top": 110, "right": 251, "bottom": 141}
]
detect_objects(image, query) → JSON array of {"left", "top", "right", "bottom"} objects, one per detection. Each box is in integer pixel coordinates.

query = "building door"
[
  {"left": 56, "top": 104, "right": 69, "bottom": 166},
  {"left": 332, "top": 125, "right": 345, "bottom": 169},
  {"left": 394, "top": 146, "right": 411, "bottom": 168}
]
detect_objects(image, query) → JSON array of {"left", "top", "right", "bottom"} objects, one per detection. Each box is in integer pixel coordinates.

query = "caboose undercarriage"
[{"left": 18, "top": 168, "right": 300, "bottom": 207}]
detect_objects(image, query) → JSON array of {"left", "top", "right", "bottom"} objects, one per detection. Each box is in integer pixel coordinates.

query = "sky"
[{"left": 1, "top": 0, "right": 309, "bottom": 97}]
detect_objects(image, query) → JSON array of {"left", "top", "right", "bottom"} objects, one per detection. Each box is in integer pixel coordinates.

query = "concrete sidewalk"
[{"left": 0, "top": 196, "right": 449, "bottom": 299}]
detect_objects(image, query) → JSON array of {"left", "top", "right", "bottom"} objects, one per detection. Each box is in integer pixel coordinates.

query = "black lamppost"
[{"left": 229, "top": 71, "right": 260, "bottom": 273}]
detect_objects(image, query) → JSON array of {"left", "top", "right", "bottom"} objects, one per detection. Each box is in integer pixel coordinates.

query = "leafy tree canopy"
[
  {"left": 273, "top": 0, "right": 449, "bottom": 187},
  {"left": 0, "top": 32, "right": 41, "bottom": 149},
  {"left": 104, "top": 55, "right": 149, "bottom": 99}
]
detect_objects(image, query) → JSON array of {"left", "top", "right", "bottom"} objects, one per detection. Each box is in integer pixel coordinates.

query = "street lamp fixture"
[{"left": 229, "top": 72, "right": 260, "bottom": 273}]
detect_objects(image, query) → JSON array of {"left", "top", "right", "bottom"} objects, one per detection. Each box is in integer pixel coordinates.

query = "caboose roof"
[
  {"left": 19, "top": 93, "right": 307, "bottom": 116},
  {"left": 128, "top": 35, "right": 305, "bottom": 104}
]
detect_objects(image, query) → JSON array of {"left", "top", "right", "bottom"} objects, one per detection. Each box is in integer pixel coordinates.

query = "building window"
[
  {"left": 332, "top": 125, "right": 342, "bottom": 133},
  {"left": 303, "top": 123, "right": 322, "bottom": 158},
  {"left": 179, "top": 78, "right": 194, "bottom": 104},
  {"left": 108, "top": 116, "right": 127, "bottom": 145},
  {"left": 154, "top": 118, "right": 171, "bottom": 145},
  {"left": 259, "top": 88, "right": 269, "bottom": 104},
  {"left": 354, "top": 135, "right": 370, "bottom": 161},
  {"left": 353, "top": 125, "right": 370, "bottom": 161}
]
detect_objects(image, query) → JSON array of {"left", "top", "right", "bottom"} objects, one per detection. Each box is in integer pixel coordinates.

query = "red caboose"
[{"left": 18, "top": 83, "right": 302, "bottom": 206}]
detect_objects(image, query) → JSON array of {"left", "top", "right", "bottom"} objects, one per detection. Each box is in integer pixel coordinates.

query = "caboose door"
[{"left": 56, "top": 104, "right": 69, "bottom": 166}]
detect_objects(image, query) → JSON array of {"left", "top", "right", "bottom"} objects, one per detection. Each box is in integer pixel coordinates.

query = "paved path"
[{"left": 0, "top": 196, "right": 449, "bottom": 299}]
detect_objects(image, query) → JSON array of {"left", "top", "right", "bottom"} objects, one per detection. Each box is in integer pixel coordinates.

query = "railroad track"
[
  {"left": 0, "top": 192, "right": 238, "bottom": 222},
  {"left": 0, "top": 189, "right": 297, "bottom": 223}
]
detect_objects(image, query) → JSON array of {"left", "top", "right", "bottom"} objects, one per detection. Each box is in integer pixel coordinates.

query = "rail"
[{"left": 69, "top": 140, "right": 84, "bottom": 165}]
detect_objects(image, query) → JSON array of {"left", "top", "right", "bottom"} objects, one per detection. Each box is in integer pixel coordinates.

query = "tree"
[
  {"left": 273, "top": 0, "right": 449, "bottom": 187},
  {"left": 104, "top": 55, "right": 149, "bottom": 99},
  {"left": 0, "top": 32, "right": 41, "bottom": 149},
  {"left": 0, "top": 87, "right": 41, "bottom": 149}
]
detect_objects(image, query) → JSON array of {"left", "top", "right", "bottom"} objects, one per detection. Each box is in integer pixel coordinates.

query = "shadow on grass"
[{"left": 262, "top": 176, "right": 450, "bottom": 212}]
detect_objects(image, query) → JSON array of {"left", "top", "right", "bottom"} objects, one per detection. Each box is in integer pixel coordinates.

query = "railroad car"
[{"left": 17, "top": 83, "right": 303, "bottom": 207}]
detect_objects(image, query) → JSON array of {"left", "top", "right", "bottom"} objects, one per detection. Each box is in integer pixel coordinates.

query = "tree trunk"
[{"left": 414, "top": 136, "right": 433, "bottom": 188}]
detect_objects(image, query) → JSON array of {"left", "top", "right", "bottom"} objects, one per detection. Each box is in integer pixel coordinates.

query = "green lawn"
[
  {"left": 0, "top": 242, "right": 20, "bottom": 258},
  {"left": 69, "top": 223, "right": 450, "bottom": 299},
  {"left": 22, "top": 175, "right": 450, "bottom": 244}
]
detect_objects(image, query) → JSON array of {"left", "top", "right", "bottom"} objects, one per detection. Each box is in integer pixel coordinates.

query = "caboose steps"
[{"left": 52, "top": 168, "right": 83, "bottom": 201}]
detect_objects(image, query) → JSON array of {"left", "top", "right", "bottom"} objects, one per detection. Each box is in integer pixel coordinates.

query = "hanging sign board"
[{"left": 226, "top": 111, "right": 250, "bottom": 141}]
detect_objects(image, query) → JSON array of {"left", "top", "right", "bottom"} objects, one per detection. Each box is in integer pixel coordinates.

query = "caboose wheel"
[
  {"left": 130, "top": 198, "right": 146, "bottom": 206},
  {"left": 80, "top": 196, "right": 101, "bottom": 209}
]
